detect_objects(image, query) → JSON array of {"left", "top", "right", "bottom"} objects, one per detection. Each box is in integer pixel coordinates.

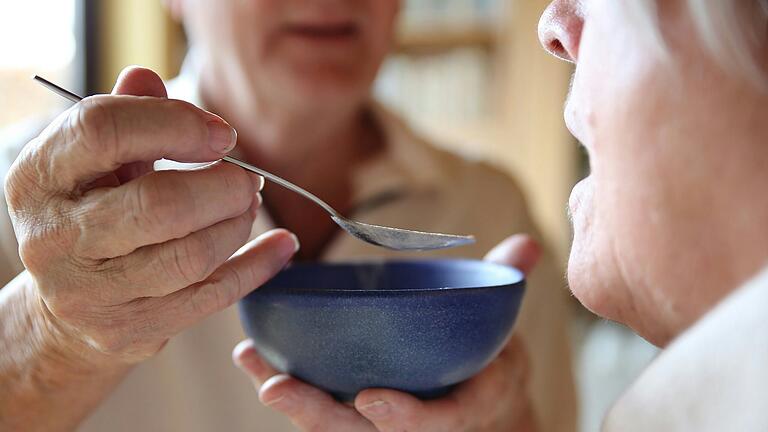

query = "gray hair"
[{"left": 633, "top": 0, "right": 768, "bottom": 89}]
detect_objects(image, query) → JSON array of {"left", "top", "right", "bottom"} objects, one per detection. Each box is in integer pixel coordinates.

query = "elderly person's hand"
[
  {"left": 233, "top": 234, "right": 540, "bottom": 432},
  {"left": 6, "top": 66, "right": 299, "bottom": 366}
]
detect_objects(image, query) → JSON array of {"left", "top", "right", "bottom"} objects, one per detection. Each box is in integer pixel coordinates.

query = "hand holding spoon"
[{"left": 34, "top": 76, "right": 475, "bottom": 251}]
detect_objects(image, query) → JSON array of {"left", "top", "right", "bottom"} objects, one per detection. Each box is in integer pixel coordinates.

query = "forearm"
[{"left": 0, "top": 272, "right": 130, "bottom": 432}]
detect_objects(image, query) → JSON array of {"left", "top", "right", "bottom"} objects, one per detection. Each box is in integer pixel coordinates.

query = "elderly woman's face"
[
  {"left": 176, "top": 0, "right": 399, "bottom": 109},
  {"left": 541, "top": 0, "right": 768, "bottom": 345}
]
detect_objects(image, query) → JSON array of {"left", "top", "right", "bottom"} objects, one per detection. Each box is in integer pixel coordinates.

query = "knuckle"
[
  {"left": 167, "top": 99, "right": 208, "bottom": 142},
  {"left": 130, "top": 176, "right": 182, "bottom": 231},
  {"left": 72, "top": 195, "right": 117, "bottom": 258},
  {"left": 166, "top": 98, "right": 197, "bottom": 116},
  {"left": 189, "top": 272, "right": 239, "bottom": 316},
  {"left": 164, "top": 231, "right": 218, "bottom": 286},
  {"left": 220, "top": 164, "right": 255, "bottom": 201},
  {"left": 91, "top": 256, "right": 130, "bottom": 289},
  {"left": 17, "top": 222, "right": 74, "bottom": 274},
  {"left": 4, "top": 168, "right": 24, "bottom": 210},
  {"left": 13, "top": 236, "right": 36, "bottom": 270},
  {"left": 5, "top": 154, "right": 35, "bottom": 211},
  {"left": 5, "top": 140, "right": 57, "bottom": 211},
  {"left": 188, "top": 285, "right": 215, "bottom": 317},
  {"left": 70, "top": 97, "right": 118, "bottom": 157}
]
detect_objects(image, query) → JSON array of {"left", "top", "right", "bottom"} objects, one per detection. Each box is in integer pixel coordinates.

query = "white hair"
[{"left": 633, "top": 0, "right": 768, "bottom": 89}]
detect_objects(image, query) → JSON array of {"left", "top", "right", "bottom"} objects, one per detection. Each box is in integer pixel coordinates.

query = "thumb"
[
  {"left": 484, "top": 234, "right": 541, "bottom": 276},
  {"left": 112, "top": 66, "right": 168, "bottom": 98}
]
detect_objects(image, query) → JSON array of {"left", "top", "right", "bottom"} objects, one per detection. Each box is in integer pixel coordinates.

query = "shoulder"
[
  {"left": 604, "top": 268, "right": 768, "bottom": 431},
  {"left": 377, "top": 105, "right": 531, "bottom": 220},
  {"left": 440, "top": 154, "right": 534, "bottom": 234},
  {"left": 418, "top": 138, "right": 535, "bottom": 237},
  {"left": 377, "top": 106, "right": 539, "bottom": 258}
]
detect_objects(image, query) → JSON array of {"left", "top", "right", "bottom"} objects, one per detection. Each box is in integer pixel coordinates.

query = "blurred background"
[{"left": 0, "top": 1, "right": 657, "bottom": 430}]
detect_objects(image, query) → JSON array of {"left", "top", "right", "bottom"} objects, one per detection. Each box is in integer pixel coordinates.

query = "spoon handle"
[
  {"left": 33, "top": 75, "right": 340, "bottom": 218},
  {"left": 222, "top": 156, "right": 338, "bottom": 216}
]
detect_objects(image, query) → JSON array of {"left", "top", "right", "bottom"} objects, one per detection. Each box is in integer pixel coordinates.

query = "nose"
[{"left": 538, "top": 0, "right": 585, "bottom": 63}]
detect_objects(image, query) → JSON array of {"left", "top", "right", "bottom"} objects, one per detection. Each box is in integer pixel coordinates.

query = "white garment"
[
  {"left": 0, "top": 75, "right": 576, "bottom": 432},
  {"left": 603, "top": 266, "right": 768, "bottom": 431}
]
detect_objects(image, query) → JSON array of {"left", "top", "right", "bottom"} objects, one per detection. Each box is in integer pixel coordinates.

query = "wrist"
[{"left": 0, "top": 273, "right": 131, "bottom": 431}]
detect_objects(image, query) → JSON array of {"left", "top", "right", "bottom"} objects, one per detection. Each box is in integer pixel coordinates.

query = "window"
[{"left": 0, "top": 0, "right": 79, "bottom": 128}]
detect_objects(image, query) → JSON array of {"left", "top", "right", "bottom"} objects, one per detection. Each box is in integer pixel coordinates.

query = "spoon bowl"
[{"left": 332, "top": 216, "right": 475, "bottom": 250}]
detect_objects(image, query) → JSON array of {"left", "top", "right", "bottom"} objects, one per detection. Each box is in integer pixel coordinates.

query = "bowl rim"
[{"left": 256, "top": 258, "right": 526, "bottom": 294}]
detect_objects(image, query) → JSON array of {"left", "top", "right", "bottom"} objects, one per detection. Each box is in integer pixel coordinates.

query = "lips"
[
  {"left": 282, "top": 22, "right": 359, "bottom": 41},
  {"left": 564, "top": 96, "right": 587, "bottom": 145},
  {"left": 568, "top": 176, "right": 592, "bottom": 222}
]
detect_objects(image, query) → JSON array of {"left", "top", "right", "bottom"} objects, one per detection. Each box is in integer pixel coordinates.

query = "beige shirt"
[
  {"left": 604, "top": 266, "right": 768, "bottom": 431},
  {"left": 0, "top": 79, "right": 576, "bottom": 431}
]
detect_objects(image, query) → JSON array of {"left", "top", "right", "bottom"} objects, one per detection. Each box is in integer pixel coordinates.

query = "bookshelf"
[{"left": 378, "top": 0, "right": 577, "bottom": 261}]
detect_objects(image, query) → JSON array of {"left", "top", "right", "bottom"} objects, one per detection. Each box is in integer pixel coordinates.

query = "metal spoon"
[{"left": 34, "top": 76, "right": 475, "bottom": 251}]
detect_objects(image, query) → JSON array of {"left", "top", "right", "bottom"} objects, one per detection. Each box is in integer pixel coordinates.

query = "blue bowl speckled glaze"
[{"left": 238, "top": 259, "right": 525, "bottom": 401}]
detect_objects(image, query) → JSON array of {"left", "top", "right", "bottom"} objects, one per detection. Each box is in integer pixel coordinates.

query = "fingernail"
[
  {"left": 288, "top": 233, "right": 300, "bottom": 254},
  {"left": 247, "top": 173, "right": 264, "bottom": 192},
  {"left": 233, "top": 347, "right": 254, "bottom": 371},
  {"left": 360, "top": 400, "right": 391, "bottom": 419},
  {"left": 236, "top": 356, "right": 268, "bottom": 386},
  {"left": 251, "top": 193, "right": 262, "bottom": 218},
  {"left": 207, "top": 120, "right": 237, "bottom": 153}
]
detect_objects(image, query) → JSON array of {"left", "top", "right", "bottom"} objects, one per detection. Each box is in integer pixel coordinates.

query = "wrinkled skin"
[
  {"left": 6, "top": 67, "right": 299, "bottom": 365},
  {"left": 540, "top": 0, "right": 768, "bottom": 346}
]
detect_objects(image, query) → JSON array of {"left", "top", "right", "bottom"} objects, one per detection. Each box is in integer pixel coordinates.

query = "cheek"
[
  {"left": 579, "top": 61, "right": 694, "bottom": 344},
  {"left": 234, "top": 1, "right": 275, "bottom": 52},
  {"left": 565, "top": 0, "right": 679, "bottom": 332},
  {"left": 366, "top": 0, "right": 399, "bottom": 52},
  {"left": 188, "top": 0, "right": 271, "bottom": 64}
]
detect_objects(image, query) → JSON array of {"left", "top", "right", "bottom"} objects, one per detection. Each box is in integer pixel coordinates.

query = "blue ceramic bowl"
[{"left": 238, "top": 259, "right": 525, "bottom": 401}]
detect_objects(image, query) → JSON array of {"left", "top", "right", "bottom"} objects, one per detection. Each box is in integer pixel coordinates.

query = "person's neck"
[
  {"left": 195, "top": 72, "right": 384, "bottom": 259},
  {"left": 199, "top": 78, "right": 374, "bottom": 180}
]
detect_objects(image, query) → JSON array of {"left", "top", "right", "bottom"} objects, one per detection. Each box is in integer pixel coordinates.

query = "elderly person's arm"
[
  {"left": 0, "top": 273, "right": 131, "bottom": 431},
  {"left": 0, "top": 67, "right": 298, "bottom": 431}
]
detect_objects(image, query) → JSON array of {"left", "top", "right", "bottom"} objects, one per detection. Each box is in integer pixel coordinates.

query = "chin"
[
  {"left": 567, "top": 251, "right": 617, "bottom": 320},
  {"left": 567, "top": 180, "right": 615, "bottom": 318},
  {"left": 567, "top": 222, "right": 627, "bottom": 327},
  {"left": 568, "top": 249, "right": 674, "bottom": 347},
  {"left": 280, "top": 65, "right": 371, "bottom": 109}
]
